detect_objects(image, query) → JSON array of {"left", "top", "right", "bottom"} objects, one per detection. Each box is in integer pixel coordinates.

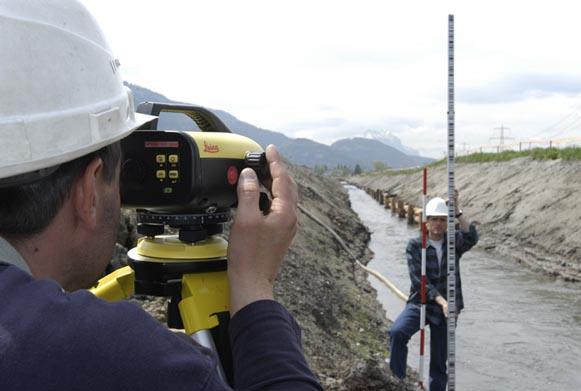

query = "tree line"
[{"left": 313, "top": 161, "right": 390, "bottom": 176}]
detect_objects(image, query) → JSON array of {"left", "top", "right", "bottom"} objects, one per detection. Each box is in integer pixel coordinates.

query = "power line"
[
  {"left": 533, "top": 103, "right": 581, "bottom": 139},
  {"left": 550, "top": 113, "right": 581, "bottom": 138}
]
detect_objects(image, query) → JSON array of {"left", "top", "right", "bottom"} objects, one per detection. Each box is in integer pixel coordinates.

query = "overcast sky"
[{"left": 84, "top": 0, "right": 581, "bottom": 157}]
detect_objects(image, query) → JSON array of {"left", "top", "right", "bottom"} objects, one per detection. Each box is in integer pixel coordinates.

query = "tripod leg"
[
  {"left": 192, "top": 329, "right": 228, "bottom": 383},
  {"left": 168, "top": 295, "right": 184, "bottom": 329},
  {"left": 179, "top": 272, "right": 232, "bottom": 385}
]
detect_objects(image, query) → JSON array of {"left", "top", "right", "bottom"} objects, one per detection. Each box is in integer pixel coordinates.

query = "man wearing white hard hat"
[
  {"left": 389, "top": 192, "right": 478, "bottom": 391},
  {"left": 0, "top": 1, "right": 321, "bottom": 390}
]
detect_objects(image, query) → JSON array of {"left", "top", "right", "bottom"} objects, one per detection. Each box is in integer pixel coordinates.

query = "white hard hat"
[
  {"left": 0, "top": 0, "right": 155, "bottom": 181},
  {"left": 425, "top": 197, "right": 448, "bottom": 217}
]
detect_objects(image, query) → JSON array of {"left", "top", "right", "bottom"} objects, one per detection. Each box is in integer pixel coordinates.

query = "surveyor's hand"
[
  {"left": 228, "top": 145, "right": 298, "bottom": 316},
  {"left": 435, "top": 296, "right": 449, "bottom": 318}
]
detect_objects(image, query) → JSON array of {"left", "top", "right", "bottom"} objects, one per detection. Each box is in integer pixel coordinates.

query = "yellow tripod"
[{"left": 90, "top": 232, "right": 232, "bottom": 384}]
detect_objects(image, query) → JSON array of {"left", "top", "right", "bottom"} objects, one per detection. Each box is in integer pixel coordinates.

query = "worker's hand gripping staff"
[{"left": 228, "top": 145, "right": 298, "bottom": 316}]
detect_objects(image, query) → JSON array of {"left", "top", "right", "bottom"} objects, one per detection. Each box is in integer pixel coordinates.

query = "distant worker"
[
  {"left": 388, "top": 192, "right": 478, "bottom": 391},
  {"left": 0, "top": 1, "right": 321, "bottom": 390}
]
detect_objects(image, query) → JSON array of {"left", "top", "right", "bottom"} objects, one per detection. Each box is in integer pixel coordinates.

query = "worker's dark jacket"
[
  {"left": 0, "top": 260, "right": 322, "bottom": 390},
  {"left": 406, "top": 223, "right": 479, "bottom": 324}
]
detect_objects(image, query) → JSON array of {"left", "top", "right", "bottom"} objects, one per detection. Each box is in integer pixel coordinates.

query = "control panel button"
[
  {"left": 169, "top": 170, "right": 179, "bottom": 179},
  {"left": 156, "top": 170, "right": 166, "bottom": 179},
  {"left": 168, "top": 154, "right": 179, "bottom": 163},
  {"left": 156, "top": 154, "right": 166, "bottom": 163}
]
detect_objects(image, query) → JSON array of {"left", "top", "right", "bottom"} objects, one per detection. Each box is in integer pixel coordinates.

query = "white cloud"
[{"left": 83, "top": 0, "right": 581, "bottom": 158}]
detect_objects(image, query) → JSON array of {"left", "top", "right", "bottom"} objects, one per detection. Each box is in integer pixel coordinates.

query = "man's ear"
[{"left": 72, "top": 157, "right": 104, "bottom": 230}]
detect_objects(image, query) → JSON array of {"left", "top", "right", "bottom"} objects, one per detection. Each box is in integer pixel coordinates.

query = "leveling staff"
[{"left": 0, "top": 1, "right": 321, "bottom": 390}]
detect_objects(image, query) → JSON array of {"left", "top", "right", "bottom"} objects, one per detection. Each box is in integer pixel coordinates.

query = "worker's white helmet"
[
  {"left": 425, "top": 197, "right": 448, "bottom": 217},
  {"left": 0, "top": 0, "right": 154, "bottom": 182}
]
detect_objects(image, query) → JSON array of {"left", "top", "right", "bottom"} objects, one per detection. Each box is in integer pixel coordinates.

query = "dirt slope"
[
  {"left": 349, "top": 157, "right": 581, "bottom": 282},
  {"left": 282, "top": 164, "right": 419, "bottom": 390}
]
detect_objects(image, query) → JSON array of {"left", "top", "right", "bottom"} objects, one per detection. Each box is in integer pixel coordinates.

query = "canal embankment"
[{"left": 349, "top": 157, "right": 581, "bottom": 282}]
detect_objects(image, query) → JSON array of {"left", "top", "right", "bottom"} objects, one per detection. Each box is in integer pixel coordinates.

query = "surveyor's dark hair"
[{"left": 0, "top": 142, "right": 121, "bottom": 236}]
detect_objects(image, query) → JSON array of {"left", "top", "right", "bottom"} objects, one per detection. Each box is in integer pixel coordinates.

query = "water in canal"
[{"left": 345, "top": 184, "right": 581, "bottom": 391}]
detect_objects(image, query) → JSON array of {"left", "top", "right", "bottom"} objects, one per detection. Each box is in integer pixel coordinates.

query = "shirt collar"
[{"left": 0, "top": 236, "right": 32, "bottom": 275}]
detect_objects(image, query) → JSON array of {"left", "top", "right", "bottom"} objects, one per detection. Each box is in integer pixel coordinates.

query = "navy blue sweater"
[
  {"left": 406, "top": 223, "right": 479, "bottom": 323},
  {"left": 0, "top": 262, "right": 322, "bottom": 390}
]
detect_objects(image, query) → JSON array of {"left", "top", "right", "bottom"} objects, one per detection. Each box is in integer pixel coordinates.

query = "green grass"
[
  {"left": 352, "top": 146, "right": 581, "bottom": 177},
  {"left": 456, "top": 150, "right": 531, "bottom": 163},
  {"left": 532, "top": 146, "right": 581, "bottom": 160},
  {"left": 456, "top": 147, "right": 581, "bottom": 163}
]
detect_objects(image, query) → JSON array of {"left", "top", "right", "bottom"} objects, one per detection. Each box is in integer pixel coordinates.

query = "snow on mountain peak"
[{"left": 362, "top": 129, "right": 420, "bottom": 156}]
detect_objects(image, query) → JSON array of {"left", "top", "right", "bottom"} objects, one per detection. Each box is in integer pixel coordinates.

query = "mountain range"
[
  {"left": 128, "top": 83, "right": 434, "bottom": 170},
  {"left": 363, "top": 129, "right": 421, "bottom": 157}
]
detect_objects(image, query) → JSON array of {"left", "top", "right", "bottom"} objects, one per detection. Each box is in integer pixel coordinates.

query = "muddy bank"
[
  {"left": 279, "top": 164, "right": 418, "bottom": 390},
  {"left": 115, "top": 163, "right": 420, "bottom": 390},
  {"left": 349, "top": 157, "right": 581, "bottom": 282}
]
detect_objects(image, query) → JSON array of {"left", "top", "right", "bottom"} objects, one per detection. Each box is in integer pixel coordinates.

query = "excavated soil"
[
  {"left": 349, "top": 157, "right": 581, "bottom": 282},
  {"left": 113, "top": 163, "right": 422, "bottom": 390}
]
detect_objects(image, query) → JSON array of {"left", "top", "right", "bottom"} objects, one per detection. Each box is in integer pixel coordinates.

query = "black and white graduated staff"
[
  {"left": 388, "top": 192, "right": 479, "bottom": 391},
  {"left": 0, "top": 1, "right": 322, "bottom": 390}
]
